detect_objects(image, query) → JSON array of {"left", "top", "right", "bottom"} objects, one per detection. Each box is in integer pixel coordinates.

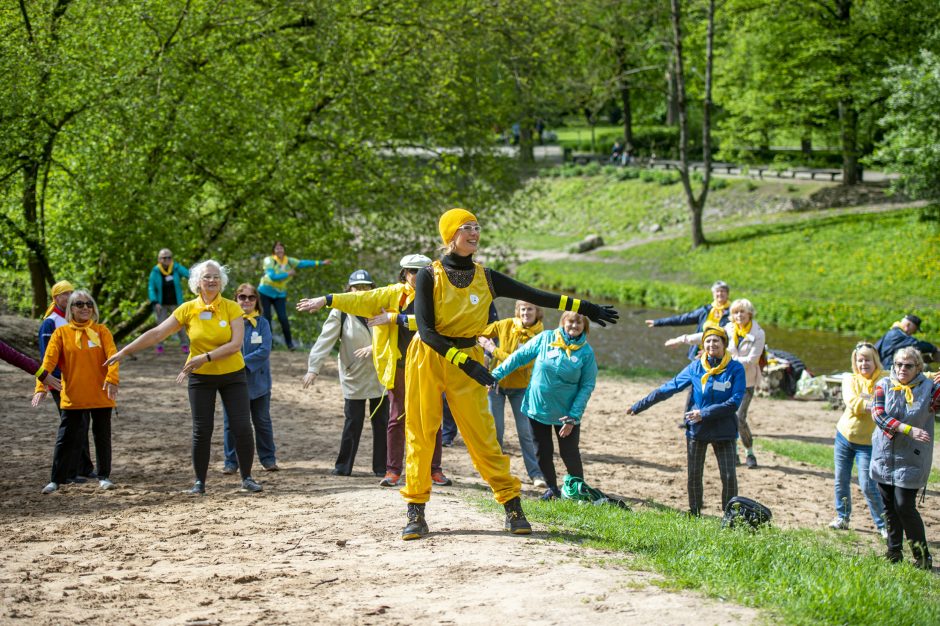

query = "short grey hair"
[
  {"left": 65, "top": 290, "right": 99, "bottom": 323},
  {"left": 188, "top": 260, "right": 229, "bottom": 295},
  {"left": 892, "top": 346, "right": 924, "bottom": 373}
]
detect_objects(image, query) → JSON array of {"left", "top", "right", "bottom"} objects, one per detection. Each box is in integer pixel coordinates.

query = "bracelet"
[
  {"left": 901, "top": 424, "right": 912, "bottom": 435},
  {"left": 205, "top": 352, "right": 212, "bottom": 362}
]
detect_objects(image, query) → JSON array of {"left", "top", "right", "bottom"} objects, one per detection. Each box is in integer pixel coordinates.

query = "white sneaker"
[
  {"left": 99, "top": 478, "right": 115, "bottom": 490},
  {"left": 828, "top": 517, "right": 850, "bottom": 530},
  {"left": 532, "top": 477, "right": 548, "bottom": 490},
  {"left": 41, "top": 482, "right": 58, "bottom": 495},
  {"left": 879, "top": 527, "right": 888, "bottom": 540}
]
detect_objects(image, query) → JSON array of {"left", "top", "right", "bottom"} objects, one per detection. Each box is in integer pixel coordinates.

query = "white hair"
[{"left": 188, "top": 260, "right": 230, "bottom": 295}]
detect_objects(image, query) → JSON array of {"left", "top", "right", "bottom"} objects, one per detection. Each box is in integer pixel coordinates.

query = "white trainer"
[
  {"left": 828, "top": 517, "right": 850, "bottom": 530},
  {"left": 41, "top": 482, "right": 59, "bottom": 495},
  {"left": 99, "top": 478, "right": 115, "bottom": 490}
]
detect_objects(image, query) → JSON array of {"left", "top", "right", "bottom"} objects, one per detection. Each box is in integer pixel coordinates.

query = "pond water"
[{"left": 493, "top": 299, "right": 866, "bottom": 377}]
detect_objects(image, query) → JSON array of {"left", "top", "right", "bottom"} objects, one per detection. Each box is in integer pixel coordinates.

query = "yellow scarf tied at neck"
[
  {"left": 859, "top": 369, "right": 886, "bottom": 396},
  {"left": 511, "top": 318, "right": 542, "bottom": 343},
  {"left": 244, "top": 310, "right": 260, "bottom": 328},
  {"left": 733, "top": 321, "right": 752, "bottom": 347},
  {"left": 199, "top": 294, "right": 220, "bottom": 313},
  {"left": 69, "top": 321, "right": 100, "bottom": 349},
  {"left": 273, "top": 254, "right": 289, "bottom": 267},
  {"left": 700, "top": 351, "right": 732, "bottom": 387},
  {"left": 709, "top": 301, "right": 729, "bottom": 325},
  {"left": 891, "top": 378, "right": 919, "bottom": 406},
  {"left": 158, "top": 261, "right": 174, "bottom": 276},
  {"left": 548, "top": 328, "right": 584, "bottom": 358}
]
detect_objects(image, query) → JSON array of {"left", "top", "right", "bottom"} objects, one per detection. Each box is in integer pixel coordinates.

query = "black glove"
[
  {"left": 579, "top": 301, "right": 619, "bottom": 327},
  {"left": 459, "top": 358, "right": 497, "bottom": 387}
]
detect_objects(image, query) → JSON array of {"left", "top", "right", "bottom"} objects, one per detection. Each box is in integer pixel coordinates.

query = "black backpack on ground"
[{"left": 721, "top": 496, "right": 772, "bottom": 529}]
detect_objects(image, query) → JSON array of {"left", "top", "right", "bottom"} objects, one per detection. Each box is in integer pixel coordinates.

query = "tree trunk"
[
  {"left": 519, "top": 124, "right": 535, "bottom": 163},
  {"left": 665, "top": 59, "right": 679, "bottom": 126},
  {"left": 22, "top": 161, "right": 50, "bottom": 316},
  {"left": 615, "top": 43, "right": 634, "bottom": 149},
  {"left": 800, "top": 135, "right": 812, "bottom": 158},
  {"left": 839, "top": 100, "right": 859, "bottom": 185}
]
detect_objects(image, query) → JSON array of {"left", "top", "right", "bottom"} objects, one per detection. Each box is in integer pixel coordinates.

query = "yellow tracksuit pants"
[{"left": 402, "top": 341, "right": 520, "bottom": 504}]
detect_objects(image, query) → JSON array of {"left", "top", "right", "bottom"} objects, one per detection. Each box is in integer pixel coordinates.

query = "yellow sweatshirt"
[
  {"left": 36, "top": 323, "right": 119, "bottom": 409},
  {"left": 480, "top": 317, "right": 544, "bottom": 389},
  {"left": 837, "top": 370, "right": 886, "bottom": 445}
]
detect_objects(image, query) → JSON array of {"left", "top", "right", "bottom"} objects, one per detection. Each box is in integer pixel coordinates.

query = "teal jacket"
[
  {"left": 492, "top": 328, "right": 597, "bottom": 425},
  {"left": 148, "top": 263, "right": 189, "bottom": 305}
]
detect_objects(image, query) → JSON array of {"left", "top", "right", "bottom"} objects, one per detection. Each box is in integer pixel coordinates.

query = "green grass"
[
  {"left": 759, "top": 437, "right": 940, "bottom": 485},
  {"left": 475, "top": 497, "right": 940, "bottom": 625}
]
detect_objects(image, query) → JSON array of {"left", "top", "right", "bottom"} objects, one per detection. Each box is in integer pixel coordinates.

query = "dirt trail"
[{"left": 1, "top": 350, "right": 935, "bottom": 624}]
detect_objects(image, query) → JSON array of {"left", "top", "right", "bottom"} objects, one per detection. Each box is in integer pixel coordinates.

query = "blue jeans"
[
  {"left": 833, "top": 431, "right": 885, "bottom": 528},
  {"left": 488, "top": 386, "right": 543, "bottom": 480},
  {"left": 223, "top": 392, "right": 277, "bottom": 469}
]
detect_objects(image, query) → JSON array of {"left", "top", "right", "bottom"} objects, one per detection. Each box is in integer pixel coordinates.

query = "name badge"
[
  {"left": 164, "top": 275, "right": 174, "bottom": 282},
  {"left": 469, "top": 294, "right": 479, "bottom": 305},
  {"left": 570, "top": 355, "right": 578, "bottom": 363},
  {"left": 88, "top": 340, "right": 97, "bottom": 348},
  {"left": 219, "top": 320, "right": 228, "bottom": 327},
  {"left": 250, "top": 332, "right": 262, "bottom": 344},
  {"left": 547, "top": 348, "right": 561, "bottom": 359},
  {"left": 712, "top": 380, "right": 730, "bottom": 391},
  {"left": 199, "top": 311, "right": 212, "bottom": 320}
]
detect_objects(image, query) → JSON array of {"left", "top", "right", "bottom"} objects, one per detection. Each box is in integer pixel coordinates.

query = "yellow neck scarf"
[
  {"left": 199, "top": 293, "right": 220, "bottom": 313},
  {"left": 858, "top": 369, "right": 886, "bottom": 396},
  {"left": 158, "top": 261, "right": 174, "bottom": 276},
  {"left": 733, "top": 321, "right": 752, "bottom": 347},
  {"left": 700, "top": 351, "right": 732, "bottom": 387},
  {"left": 273, "top": 254, "right": 288, "bottom": 267},
  {"left": 548, "top": 328, "right": 584, "bottom": 357},
  {"left": 709, "top": 301, "right": 729, "bottom": 324},
  {"left": 244, "top": 310, "right": 260, "bottom": 328},
  {"left": 511, "top": 318, "right": 543, "bottom": 344},
  {"left": 891, "top": 320, "right": 904, "bottom": 331},
  {"left": 68, "top": 320, "right": 100, "bottom": 349},
  {"left": 891, "top": 377, "right": 920, "bottom": 406}
]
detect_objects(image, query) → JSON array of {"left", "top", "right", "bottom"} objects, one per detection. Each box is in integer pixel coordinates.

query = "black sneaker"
[
  {"left": 401, "top": 503, "right": 428, "bottom": 541},
  {"left": 187, "top": 480, "right": 206, "bottom": 495},
  {"left": 885, "top": 549, "right": 903, "bottom": 564},
  {"left": 746, "top": 454, "right": 758, "bottom": 469},
  {"left": 503, "top": 496, "right": 532, "bottom": 535},
  {"left": 911, "top": 543, "right": 933, "bottom": 571},
  {"left": 241, "top": 477, "right": 263, "bottom": 493}
]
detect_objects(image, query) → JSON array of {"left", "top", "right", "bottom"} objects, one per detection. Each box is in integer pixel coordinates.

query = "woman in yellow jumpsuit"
[{"left": 401, "top": 208, "right": 618, "bottom": 540}]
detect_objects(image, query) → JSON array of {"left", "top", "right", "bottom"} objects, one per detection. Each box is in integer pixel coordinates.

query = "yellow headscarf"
[
  {"left": 438, "top": 208, "right": 477, "bottom": 244},
  {"left": 548, "top": 328, "right": 585, "bottom": 358},
  {"left": 68, "top": 319, "right": 100, "bottom": 349},
  {"left": 43, "top": 280, "right": 75, "bottom": 317}
]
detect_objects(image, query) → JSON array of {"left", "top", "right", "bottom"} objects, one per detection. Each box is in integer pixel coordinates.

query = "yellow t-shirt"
[{"left": 173, "top": 295, "right": 245, "bottom": 375}]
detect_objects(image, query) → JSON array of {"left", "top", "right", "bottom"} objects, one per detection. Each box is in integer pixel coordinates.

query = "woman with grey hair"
[
  {"left": 33, "top": 291, "right": 119, "bottom": 494},
  {"left": 870, "top": 345, "right": 940, "bottom": 570},
  {"left": 106, "top": 260, "right": 261, "bottom": 495}
]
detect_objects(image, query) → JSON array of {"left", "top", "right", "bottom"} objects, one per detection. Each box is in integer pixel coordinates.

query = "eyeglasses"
[
  {"left": 895, "top": 362, "right": 917, "bottom": 370},
  {"left": 855, "top": 342, "right": 874, "bottom": 349},
  {"left": 160, "top": 256, "right": 173, "bottom": 260},
  {"left": 237, "top": 294, "right": 257, "bottom": 301},
  {"left": 71, "top": 301, "right": 94, "bottom": 309},
  {"left": 457, "top": 224, "right": 481, "bottom": 234}
]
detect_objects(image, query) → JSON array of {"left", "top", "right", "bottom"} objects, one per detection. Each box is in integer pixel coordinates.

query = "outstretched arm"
[{"left": 488, "top": 269, "right": 619, "bottom": 326}]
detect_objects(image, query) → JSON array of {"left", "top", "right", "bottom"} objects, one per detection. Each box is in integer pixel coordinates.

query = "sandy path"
[{"left": 1, "top": 349, "right": 935, "bottom": 624}]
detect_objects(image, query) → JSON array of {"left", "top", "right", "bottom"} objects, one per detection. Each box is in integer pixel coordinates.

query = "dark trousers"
[
  {"left": 52, "top": 390, "right": 94, "bottom": 477},
  {"left": 50, "top": 408, "right": 112, "bottom": 483},
  {"left": 687, "top": 438, "right": 737, "bottom": 515},
  {"left": 260, "top": 294, "right": 293, "bottom": 349},
  {"left": 441, "top": 396, "right": 458, "bottom": 444},
  {"left": 336, "top": 396, "right": 389, "bottom": 475},
  {"left": 529, "top": 419, "right": 583, "bottom": 492},
  {"left": 188, "top": 370, "right": 254, "bottom": 483},
  {"left": 878, "top": 482, "right": 928, "bottom": 554}
]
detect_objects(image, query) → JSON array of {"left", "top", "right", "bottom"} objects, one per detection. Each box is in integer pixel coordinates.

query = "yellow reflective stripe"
[
  {"left": 445, "top": 347, "right": 460, "bottom": 363},
  {"left": 571, "top": 298, "right": 581, "bottom": 313},
  {"left": 407, "top": 315, "right": 418, "bottom": 331},
  {"left": 559, "top": 295, "right": 568, "bottom": 311},
  {"left": 35, "top": 366, "right": 46, "bottom": 380},
  {"left": 452, "top": 351, "right": 468, "bottom": 366}
]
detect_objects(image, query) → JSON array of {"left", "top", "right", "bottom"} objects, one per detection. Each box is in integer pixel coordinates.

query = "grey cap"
[
  {"left": 347, "top": 269, "right": 374, "bottom": 286},
  {"left": 711, "top": 280, "right": 729, "bottom": 291}
]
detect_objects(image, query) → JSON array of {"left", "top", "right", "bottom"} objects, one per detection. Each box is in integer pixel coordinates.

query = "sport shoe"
[
  {"left": 828, "top": 517, "right": 850, "bottom": 530},
  {"left": 262, "top": 463, "right": 280, "bottom": 472},
  {"left": 402, "top": 503, "right": 428, "bottom": 540},
  {"left": 539, "top": 488, "right": 559, "bottom": 501},
  {"left": 221, "top": 465, "right": 237, "bottom": 475},
  {"left": 181, "top": 345, "right": 189, "bottom": 355},
  {"left": 885, "top": 549, "right": 903, "bottom": 564},
  {"left": 241, "top": 477, "right": 263, "bottom": 493},
  {"left": 746, "top": 454, "right": 758, "bottom": 469},
  {"left": 431, "top": 471, "right": 452, "bottom": 486},
  {"left": 41, "top": 482, "right": 59, "bottom": 495},
  {"left": 532, "top": 477, "right": 548, "bottom": 489},
  {"left": 155, "top": 345, "right": 164, "bottom": 355},
  {"left": 99, "top": 478, "right": 115, "bottom": 490},
  {"left": 379, "top": 472, "right": 400, "bottom": 487},
  {"left": 879, "top": 527, "right": 888, "bottom": 540},
  {"left": 187, "top": 480, "right": 206, "bottom": 495},
  {"left": 503, "top": 496, "right": 532, "bottom": 535}
]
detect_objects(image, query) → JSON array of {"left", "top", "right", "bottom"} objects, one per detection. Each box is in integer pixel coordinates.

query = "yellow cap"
[
  {"left": 51, "top": 280, "right": 75, "bottom": 298},
  {"left": 438, "top": 208, "right": 477, "bottom": 244}
]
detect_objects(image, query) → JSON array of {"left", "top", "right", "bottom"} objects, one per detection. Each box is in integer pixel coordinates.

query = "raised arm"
[{"left": 488, "top": 270, "right": 618, "bottom": 327}]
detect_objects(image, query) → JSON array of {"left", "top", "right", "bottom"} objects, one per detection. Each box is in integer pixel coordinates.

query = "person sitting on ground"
[
  {"left": 870, "top": 346, "right": 939, "bottom": 570},
  {"left": 33, "top": 291, "right": 119, "bottom": 494},
  {"left": 302, "top": 270, "right": 388, "bottom": 477},
  {"left": 491, "top": 311, "right": 597, "bottom": 500},
  {"left": 874, "top": 314, "right": 937, "bottom": 368},
  {"left": 478, "top": 301, "right": 548, "bottom": 490},
  {"left": 147, "top": 248, "right": 190, "bottom": 355},
  {"left": 664, "top": 298, "right": 765, "bottom": 468},
  {"left": 828, "top": 342, "right": 887, "bottom": 537},
  {"left": 646, "top": 280, "right": 732, "bottom": 362},
  {"left": 610, "top": 140, "right": 624, "bottom": 164},
  {"left": 258, "top": 241, "right": 330, "bottom": 350},
  {"left": 627, "top": 327, "right": 746, "bottom": 516}
]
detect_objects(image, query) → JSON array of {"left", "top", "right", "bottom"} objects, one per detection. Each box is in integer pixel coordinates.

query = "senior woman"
[
  {"left": 628, "top": 327, "right": 746, "bottom": 515},
  {"left": 491, "top": 311, "right": 597, "bottom": 500},
  {"left": 665, "top": 298, "right": 766, "bottom": 468},
  {"left": 105, "top": 260, "right": 261, "bottom": 495},
  {"left": 829, "top": 342, "right": 887, "bottom": 536},
  {"left": 870, "top": 346, "right": 939, "bottom": 570},
  {"left": 33, "top": 291, "right": 119, "bottom": 494},
  {"left": 478, "top": 301, "right": 547, "bottom": 489},
  {"left": 221, "top": 284, "right": 279, "bottom": 474},
  {"left": 396, "top": 207, "right": 617, "bottom": 540},
  {"left": 258, "top": 241, "right": 330, "bottom": 350}
]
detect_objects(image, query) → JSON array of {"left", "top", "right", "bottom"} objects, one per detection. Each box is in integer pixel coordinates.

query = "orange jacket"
[{"left": 36, "top": 323, "right": 119, "bottom": 409}]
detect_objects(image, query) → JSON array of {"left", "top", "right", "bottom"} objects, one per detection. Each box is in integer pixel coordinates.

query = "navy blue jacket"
[
  {"left": 875, "top": 327, "right": 936, "bottom": 368},
  {"left": 242, "top": 316, "right": 273, "bottom": 400},
  {"left": 631, "top": 358, "right": 746, "bottom": 441},
  {"left": 652, "top": 304, "right": 730, "bottom": 360}
]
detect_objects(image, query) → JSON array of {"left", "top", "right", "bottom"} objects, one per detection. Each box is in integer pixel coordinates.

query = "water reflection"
[{"left": 494, "top": 299, "right": 864, "bottom": 376}]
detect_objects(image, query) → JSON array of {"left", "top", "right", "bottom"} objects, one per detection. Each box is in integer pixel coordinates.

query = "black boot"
[
  {"left": 401, "top": 503, "right": 428, "bottom": 541},
  {"left": 885, "top": 549, "right": 903, "bottom": 564},
  {"left": 911, "top": 542, "right": 933, "bottom": 571},
  {"left": 503, "top": 496, "right": 532, "bottom": 535}
]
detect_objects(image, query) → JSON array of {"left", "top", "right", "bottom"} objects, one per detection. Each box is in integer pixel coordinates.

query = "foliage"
[{"left": 474, "top": 496, "right": 940, "bottom": 625}]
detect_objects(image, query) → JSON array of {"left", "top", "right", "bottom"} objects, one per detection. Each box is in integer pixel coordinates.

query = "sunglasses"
[
  {"left": 71, "top": 301, "right": 94, "bottom": 309},
  {"left": 855, "top": 342, "right": 874, "bottom": 349},
  {"left": 895, "top": 362, "right": 917, "bottom": 369},
  {"left": 160, "top": 256, "right": 173, "bottom": 260},
  {"left": 237, "top": 294, "right": 258, "bottom": 301}
]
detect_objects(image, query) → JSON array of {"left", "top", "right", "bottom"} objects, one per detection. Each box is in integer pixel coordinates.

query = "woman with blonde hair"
[
  {"left": 829, "top": 342, "right": 887, "bottom": 536},
  {"left": 105, "top": 260, "right": 261, "bottom": 495},
  {"left": 33, "top": 291, "right": 119, "bottom": 494}
]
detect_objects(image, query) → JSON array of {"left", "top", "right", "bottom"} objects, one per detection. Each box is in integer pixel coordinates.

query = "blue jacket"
[
  {"left": 38, "top": 309, "right": 67, "bottom": 378},
  {"left": 148, "top": 263, "right": 190, "bottom": 305},
  {"left": 491, "top": 328, "right": 597, "bottom": 425},
  {"left": 631, "top": 358, "right": 746, "bottom": 441},
  {"left": 875, "top": 327, "right": 936, "bottom": 368},
  {"left": 653, "top": 304, "right": 730, "bottom": 360},
  {"left": 242, "top": 316, "right": 273, "bottom": 399}
]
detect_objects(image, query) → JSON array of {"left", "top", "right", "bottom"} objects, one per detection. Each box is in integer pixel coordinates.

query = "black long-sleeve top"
[{"left": 414, "top": 252, "right": 566, "bottom": 358}]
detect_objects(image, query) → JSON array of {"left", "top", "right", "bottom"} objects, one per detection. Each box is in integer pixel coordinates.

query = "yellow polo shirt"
[{"left": 173, "top": 296, "right": 245, "bottom": 375}]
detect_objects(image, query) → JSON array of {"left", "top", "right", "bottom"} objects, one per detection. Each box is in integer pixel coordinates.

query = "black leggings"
[
  {"left": 878, "top": 482, "right": 928, "bottom": 553},
  {"left": 260, "top": 294, "right": 293, "bottom": 349},
  {"left": 188, "top": 369, "right": 254, "bottom": 483},
  {"left": 529, "top": 419, "right": 583, "bottom": 492},
  {"left": 50, "top": 408, "right": 111, "bottom": 483},
  {"left": 336, "top": 396, "right": 389, "bottom": 475}
]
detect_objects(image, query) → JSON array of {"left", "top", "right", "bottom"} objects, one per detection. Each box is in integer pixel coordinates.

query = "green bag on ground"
[{"left": 561, "top": 475, "right": 630, "bottom": 509}]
